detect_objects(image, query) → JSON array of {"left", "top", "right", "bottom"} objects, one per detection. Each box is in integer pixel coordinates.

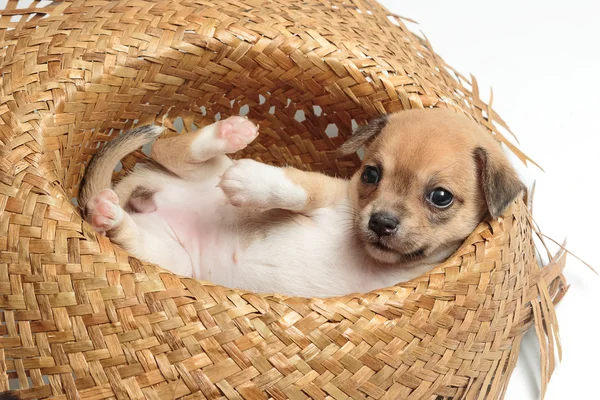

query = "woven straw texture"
[{"left": 0, "top": 1, "right": 567, "bottom": 399}]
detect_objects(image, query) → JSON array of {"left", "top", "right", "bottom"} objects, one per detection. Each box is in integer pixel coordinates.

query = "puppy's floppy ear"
[
  {"left": 474, "top": 146, "right": 525, "bottom": 218},
  {"left": 337, "top": 115, "right": 388, "bottom": 157}
]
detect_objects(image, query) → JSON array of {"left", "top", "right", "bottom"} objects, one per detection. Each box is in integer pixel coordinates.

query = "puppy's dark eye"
[
  {"left": 361, "top": 166, "right": 380, "bottom": 184},
  {"left": 428, "top": 187, "right": 453, "bottom": 208}
]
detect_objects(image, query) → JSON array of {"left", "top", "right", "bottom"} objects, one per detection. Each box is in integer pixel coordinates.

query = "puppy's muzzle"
[{"left": 368, "top": 212, "right": 399, "bottom": 237}]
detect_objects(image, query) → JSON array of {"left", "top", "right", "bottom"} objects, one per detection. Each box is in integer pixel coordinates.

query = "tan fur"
[
  {"left": 151, "top": 126, "right": 232, "bottom": 181},
  {"left": 151, "top": 131, "right": 198, "bottom": 173},
  {"left": 349, "top": 108, "right": 522, "bottom": 264},
  {"left": 283, "top": 168, "right": 350, "bottom": 211}
]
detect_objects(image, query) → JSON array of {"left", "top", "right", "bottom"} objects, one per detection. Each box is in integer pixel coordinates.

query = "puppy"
[{"left": 79, "top": 109, "right": 523, "bottom": 297}]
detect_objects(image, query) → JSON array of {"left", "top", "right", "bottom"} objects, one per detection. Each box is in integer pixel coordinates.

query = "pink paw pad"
[
  {"left": 85, "top": 189, "right": 123, "bottom": 232},
  {"left": 217, "top": 116, "right": 259, "bottom": 153}
]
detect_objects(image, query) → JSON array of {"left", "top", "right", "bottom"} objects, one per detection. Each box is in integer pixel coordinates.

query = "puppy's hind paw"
[
  {"left": 217, "top": 116, "right": 259, "bottom": 153},
  {"left": 85, "top": 189, "right": 125, "bottom": 233}
]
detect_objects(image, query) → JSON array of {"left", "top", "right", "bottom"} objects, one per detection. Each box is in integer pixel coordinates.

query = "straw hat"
[{"left": 0, "top": 0, "right": 567, "bottom": 398}]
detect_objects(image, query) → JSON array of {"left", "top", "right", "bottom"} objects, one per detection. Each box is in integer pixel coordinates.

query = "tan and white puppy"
[{"left": 79, "top": 109, "right": 523, "bottom": 297}]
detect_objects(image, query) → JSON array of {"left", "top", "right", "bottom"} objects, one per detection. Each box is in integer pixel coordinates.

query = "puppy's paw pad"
[
  {"left": 86, "top": 189, "right": 124, "bottom": 232},
  {"left": 217, "top": 116, "right": 259, "bottom": 153},
  {"left": 219, "top": 160, "right": 274, "bottom": 209}
]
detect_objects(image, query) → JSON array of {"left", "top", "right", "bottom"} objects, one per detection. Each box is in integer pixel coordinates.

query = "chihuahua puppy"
[{"left": 79, "top": 109, "right": 523, "bottom": 297}]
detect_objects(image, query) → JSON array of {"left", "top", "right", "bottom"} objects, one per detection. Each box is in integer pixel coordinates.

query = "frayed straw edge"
[
  {"left": 532, "top": 247, "right": 567, "bottom": 400},
  {"left": 458, "top": 202, "right": 568, "bottom": 400}
]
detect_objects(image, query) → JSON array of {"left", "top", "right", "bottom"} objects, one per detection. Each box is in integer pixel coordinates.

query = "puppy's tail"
[{"left": 78, "top": 125, "right": 165, "bottom": 209}]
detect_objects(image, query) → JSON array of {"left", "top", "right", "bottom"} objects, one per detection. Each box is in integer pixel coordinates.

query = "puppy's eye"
[
  {"left": 428, "top": 187, "right": 454, "bottom": 208},
  {"left": 361, "top": 166, "right": 380, "bottom": 184}
]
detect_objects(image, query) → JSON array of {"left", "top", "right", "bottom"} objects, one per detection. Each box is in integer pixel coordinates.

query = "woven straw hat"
[{"left": 0, "top": 0, "right": 567, "bottom": 399}]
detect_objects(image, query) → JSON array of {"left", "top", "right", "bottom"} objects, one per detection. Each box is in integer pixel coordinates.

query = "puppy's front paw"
[
  {"left": 219, "top": 160, "right": 308, "bottom": 211},
  {"left": 85, "top": 189, "right": 125, "bottom": 232},
  {"left": 219, "top": 160, "right": 277, "bottom": 210},
  {"left": 217, "top": 116, "right": 259, "bottom": 153}
]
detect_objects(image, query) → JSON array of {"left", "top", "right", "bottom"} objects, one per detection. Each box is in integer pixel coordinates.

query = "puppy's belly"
[
  {"left": 151, "top": 178, "right": 241, "bottom": 282},
  {"left": 145, "top": 193, "right": 369, "bottom": 295}
]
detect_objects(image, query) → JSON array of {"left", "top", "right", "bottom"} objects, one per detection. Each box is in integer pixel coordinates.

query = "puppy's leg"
[
  {"left": 86, "top": 189, "right": 192, "bottom": 273},
  {"left": 219, "top": 159, "right": 348, "bottom": 213},
  {"left": 151, "top": 116, "right": 259, "bottom": 180}
]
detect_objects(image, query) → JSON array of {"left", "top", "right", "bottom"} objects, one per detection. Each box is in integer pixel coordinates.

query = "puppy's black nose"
[{"left": 368, "top": 212, "right": 399, "bottom": 236}]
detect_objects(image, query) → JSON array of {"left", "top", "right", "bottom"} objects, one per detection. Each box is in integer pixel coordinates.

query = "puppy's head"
[{"left": 339, "top": 108, "right": 523, "bottom": 265}]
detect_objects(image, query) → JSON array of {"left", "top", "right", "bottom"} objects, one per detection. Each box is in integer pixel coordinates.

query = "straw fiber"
[{"left": 0, "top": 0, "right": 567, "bottom": 399}]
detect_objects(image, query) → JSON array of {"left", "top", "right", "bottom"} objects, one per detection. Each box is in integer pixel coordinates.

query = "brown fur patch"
[{"left": 126, "top": 186, "right": 157, "bottom": 213}]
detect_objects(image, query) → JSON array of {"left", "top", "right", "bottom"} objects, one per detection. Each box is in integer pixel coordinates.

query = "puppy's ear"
[
  {"left": 337, "top": 115, "right": 388, "bottom": 157},
  {"left": 474, "top": 146, "right": 525, "bottom": 218}
]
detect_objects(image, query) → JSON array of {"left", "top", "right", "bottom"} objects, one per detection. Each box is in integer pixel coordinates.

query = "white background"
[
  {"left": 2, "top": 0, "right": 598, "bottom": 398},
  {"left": 377, "top": 0, "right": 600, "bottom": 398}
]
